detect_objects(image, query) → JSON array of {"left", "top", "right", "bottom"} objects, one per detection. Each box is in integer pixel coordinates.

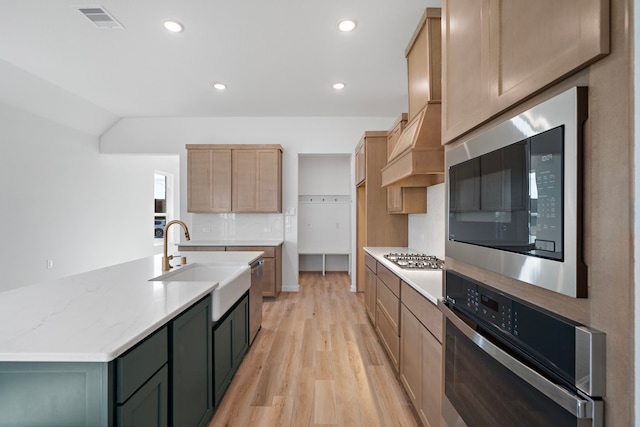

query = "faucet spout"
[{"left": 162, "top": 220, "right": 191, "bottom": 271}]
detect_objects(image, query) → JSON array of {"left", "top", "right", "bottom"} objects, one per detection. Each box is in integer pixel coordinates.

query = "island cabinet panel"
[
  {"left": 170, "top": 296, "right": 213, "bottom": 427},
  {"left": 0, "top": 362, "right": 113, "bottom": 427},
  {"left": 442, "top": 0, "right": 609, "bottom": 143},
  {"left": 213, "top": 293, "right": 249, "bottom": 407}
]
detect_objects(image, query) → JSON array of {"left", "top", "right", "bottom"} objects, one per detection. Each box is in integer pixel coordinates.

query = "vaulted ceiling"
[{"left": 0, "top": 0, "right": 441, "bottom": 121}]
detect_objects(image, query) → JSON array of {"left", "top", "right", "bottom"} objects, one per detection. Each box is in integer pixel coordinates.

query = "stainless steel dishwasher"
[{"left": 249, "top": 258, "right": 264, "bottom": 344}]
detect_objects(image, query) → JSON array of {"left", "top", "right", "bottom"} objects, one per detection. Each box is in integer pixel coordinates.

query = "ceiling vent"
[{"left": 75, "top": 6, "right": 124, "bottom": 29}]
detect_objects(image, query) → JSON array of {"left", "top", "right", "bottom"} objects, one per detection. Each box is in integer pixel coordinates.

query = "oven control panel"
[{"left": 451, "top": 275, "right": 515, "bottom": 333}]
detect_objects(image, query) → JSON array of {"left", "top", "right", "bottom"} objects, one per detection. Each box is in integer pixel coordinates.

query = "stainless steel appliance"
[
  {"left": 446, "top": 86, "right": 588, "bottom": 298},
  {"left": 384, "top": 253, "right": 444, "bottom": 270},
  {"left": 440, "top": 270, "right": 605, "bottom": 427},
  {"left": 249, "top": 258, "right": 263, "bottom": 344}
]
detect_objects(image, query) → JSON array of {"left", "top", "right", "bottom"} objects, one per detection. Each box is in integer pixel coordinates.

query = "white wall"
[
  {"left": 100, "top": 116, "right": 396, "bottom": 291},
  {"left": 0, "top": 102, "right": 179, "bottom": 292},
  {"left": 408, "top": 183, "right": 446, "bottom": 258}
]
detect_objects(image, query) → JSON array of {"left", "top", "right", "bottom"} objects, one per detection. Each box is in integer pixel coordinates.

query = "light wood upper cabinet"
[
  {"left": 442, "top": 0, "right": 489, "bottom": 143},
  {"left": 442, "top": 0, "right": 609, "bottom": 143},
  {"left": 489, "top": 0, "right": 609, "bottom": 113},
  {"left": 187, "top": 145, "right": 282, "bottom": 213},
  {"left": 387, "top": 187, "right": 427, "bottom": 214},
  {"left": 406, "top": 9, "right": 442, "bottom": 122}
]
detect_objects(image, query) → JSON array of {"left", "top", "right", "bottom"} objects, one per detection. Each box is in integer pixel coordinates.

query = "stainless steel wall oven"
[
  {"left": 446, "top": 87, "right": 588, "bottom": 298},
  {"left": 440, "top": 270, "right": 605, "bottom": 427}
]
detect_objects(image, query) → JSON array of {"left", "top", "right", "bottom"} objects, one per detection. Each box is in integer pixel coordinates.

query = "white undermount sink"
[{"left": 150, "top": 263, "right": 251, "bottom": 322}]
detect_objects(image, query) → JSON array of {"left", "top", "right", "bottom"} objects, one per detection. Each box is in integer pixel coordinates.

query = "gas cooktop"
[{"left": 384, "top": 253, "right": 444, "bottom": 270}]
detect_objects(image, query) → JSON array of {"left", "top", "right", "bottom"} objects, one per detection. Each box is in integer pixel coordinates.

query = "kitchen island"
[{"left": 0, "top": 250, "right": 262, "bottom": 427}]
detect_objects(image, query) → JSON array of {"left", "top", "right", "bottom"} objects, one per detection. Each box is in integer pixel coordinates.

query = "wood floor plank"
[{"left": 209, "top": 272, "right": 420, "bottom": 427}]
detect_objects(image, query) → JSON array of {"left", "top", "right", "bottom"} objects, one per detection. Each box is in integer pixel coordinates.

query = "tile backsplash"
[{"left": 191, "top": 213, "right": 284, "bottom": 240}]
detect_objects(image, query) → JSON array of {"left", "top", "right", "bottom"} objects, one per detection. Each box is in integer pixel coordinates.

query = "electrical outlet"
[
  {"left": 203, "top": 227, "right": 211, "bottom": 233},
  {"left": 46, "top": 260, "right": 54, "bottom": 269}
]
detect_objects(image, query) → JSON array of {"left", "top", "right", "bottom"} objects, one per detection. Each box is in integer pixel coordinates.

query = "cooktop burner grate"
[{"left": 383, "top": 253, "right": 444, "bottom": 270}]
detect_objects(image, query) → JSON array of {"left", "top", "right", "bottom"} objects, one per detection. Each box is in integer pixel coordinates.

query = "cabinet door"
[
  {"left": 387, "top": 187, "right": 404, "bottom": 213},
  {"left": 210, "top": 150, "right": 232, "bottom": 212},
  {"left": 232, "top": 150, "right": 257, "bottom": 212},
  {"left": 420, "top": 323, "right": 442, "bottom": 427},
  {"left": 170, "top": 297, "right": 212, "bottom": 427},
  {"left": 364, "top": 264, "right": 377, "bottom": 325},
  {"left": 488, "top": 0, "right": 609, "bottom": 113},
  {"left": 187, "top": 149, "right": 213, "bottom": 212},
  {"left": 400, "top": 304, "right": 421, "bottom": 409},
  {"left": 261, "top": 257, "right": 276, "bottom": 297},
  {"left": 117, "top": 365, "right": 168, "bottom": 427},
  {"left": 231, "top": 296, "right": 249, "bottom": 369},
  {"left": 442, "top": 0, "right": 489, "bottom": 143},
  {"left": 232, "top": 149, "right": 281, "bottom": 213},
  {"left": 187, "top": 149, "right": 232, "bottom": 213},
  {"left": 256, "top": 149, "right": 281, "bottom": 212},
  {"left": 213, "top": 317, "right": 233, "bottom": 407}
]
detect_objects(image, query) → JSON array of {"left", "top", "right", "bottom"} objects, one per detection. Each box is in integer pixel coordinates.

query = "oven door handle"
[{"left": 439, "top": 300, "right": 602, "bottom": 422}]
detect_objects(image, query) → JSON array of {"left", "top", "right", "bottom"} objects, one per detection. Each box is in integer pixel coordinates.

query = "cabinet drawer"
[
  {"left": 376, "top": 305, "right": 399, "bottom": 371},
  {"left": 401, "top": 281, "right": 443, "bottom": 343},
  {"left": 116, "top": 326, "right": 168, "bottom": 404},
  {"left": 377, "top": 279, "right": 399, "bottom": 333},
  {"left": 226, "top": 246, "right": 275, "bottom": 257},
  {"left": 376, "top": 262, "right": 400, "bottom": 297},
  {"left": 364, "top": 253, "right": 377, "bottom": 273}
]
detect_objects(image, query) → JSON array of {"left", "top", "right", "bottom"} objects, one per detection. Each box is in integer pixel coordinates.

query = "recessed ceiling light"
[
  {"left": 333, "top": 83, "right": 346, "bottom": 90},
  {"left": 163, "top": 20, "right": 184, "bottom": 32},
  {"left": 337, "top": 20, "right": 356, "bottom": 32},
  {"left": 212, "top": 82, "right": 227, "bottom": 90}
]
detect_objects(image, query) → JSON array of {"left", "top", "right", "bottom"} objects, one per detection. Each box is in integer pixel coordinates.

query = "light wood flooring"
[{"left": 209, "top": 272, "right": 420, "bottom": 427}]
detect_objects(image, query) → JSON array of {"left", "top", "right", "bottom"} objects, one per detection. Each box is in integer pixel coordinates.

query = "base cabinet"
[
  {"left": 117, "top": 365, "right": 169, "bottom": 427},
  {"left": 170, "top": 297, "right": 213, "bottom": 427},
  {"left": 0, "top": 296, "right": 213, "bottom": 427},
  {"left": 400, "top": 281, "right": 443, "bottom": 427},
  {"left": 213, "top": 293, "right": 249, "bottom": 407}
]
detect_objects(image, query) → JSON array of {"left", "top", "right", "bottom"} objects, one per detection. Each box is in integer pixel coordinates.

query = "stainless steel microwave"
[{"left": 446, "top": 87, "right": 588, "bottom": 298}]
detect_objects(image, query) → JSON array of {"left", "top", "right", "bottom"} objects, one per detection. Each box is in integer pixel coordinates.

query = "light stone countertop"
[
  {"left": 177, "top": 239, "right": 284, "bottom": 247},
  {"left": 0, "top": 251, "right": 263, "bottom": 363},
  {"left": 363, "top": 247, "right": 443, "bottom": 305}
]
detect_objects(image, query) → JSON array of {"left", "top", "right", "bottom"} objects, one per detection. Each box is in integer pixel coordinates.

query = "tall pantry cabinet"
[{"left": 355, "top": 132, "right": 407, "bottom": 292}]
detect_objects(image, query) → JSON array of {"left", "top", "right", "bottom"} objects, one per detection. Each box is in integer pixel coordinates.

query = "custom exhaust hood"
[
  {"left": 381, "top": 102, "right": 443, "bottom": 188},
  {"left": 381, "top": 8, "right": 444, "bottom": 189}
]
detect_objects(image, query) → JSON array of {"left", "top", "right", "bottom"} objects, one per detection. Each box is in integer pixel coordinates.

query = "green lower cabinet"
[
  {"left": 117, "top": 365, "right": 168, "bottom": 427},
  {"left": 213, "top": 292, "right": 249, "bottom": 407},
  {"left": 170, "top": 296, "right": 213, "bottom": 427},
  {"left": 0, "top": 296, "right": 213, "bottom": 427}
]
